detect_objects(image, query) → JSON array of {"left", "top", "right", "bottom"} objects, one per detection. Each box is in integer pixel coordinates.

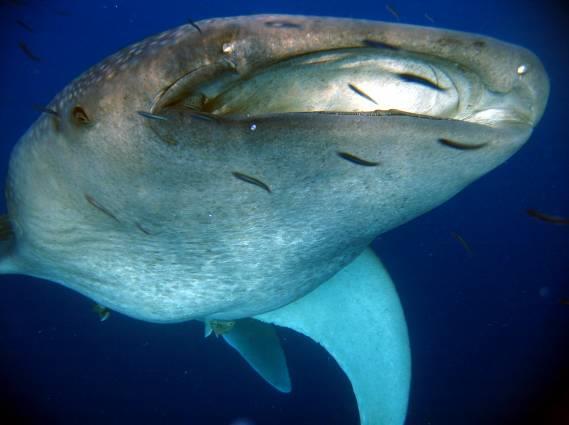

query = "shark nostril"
[{"left": 71, "top": 106, "right": 91, "bottom": 126}]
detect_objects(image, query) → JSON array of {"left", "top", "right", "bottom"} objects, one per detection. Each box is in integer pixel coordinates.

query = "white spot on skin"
[
  {"left": 222, "top": 42, "right": 234, "bottom": 54},
  {"left": 517, "top": 64, "right": 529, "bottom": 75}
]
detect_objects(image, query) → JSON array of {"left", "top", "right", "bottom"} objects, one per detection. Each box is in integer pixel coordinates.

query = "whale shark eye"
[{"left": 71, "top": 106, "right": 91, "bottom": 126}]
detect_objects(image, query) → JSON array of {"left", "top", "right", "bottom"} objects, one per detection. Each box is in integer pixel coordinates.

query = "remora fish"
[{"left": 0, "top": 15, "right": 549, "bottom": 425}]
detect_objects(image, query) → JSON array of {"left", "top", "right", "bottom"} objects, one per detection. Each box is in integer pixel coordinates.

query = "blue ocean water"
[{"left": 0, "top": 1, "right": 567, "bottom": 424}]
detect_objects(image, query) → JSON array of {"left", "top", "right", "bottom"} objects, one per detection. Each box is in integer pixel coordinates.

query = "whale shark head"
[{"left": 0, "top": 15, "right": 548, "bottom": 323}]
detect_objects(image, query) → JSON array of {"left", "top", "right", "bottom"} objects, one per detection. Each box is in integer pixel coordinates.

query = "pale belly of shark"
[{"left": 1, "top": 15, "right": 547, "bottom": 322}]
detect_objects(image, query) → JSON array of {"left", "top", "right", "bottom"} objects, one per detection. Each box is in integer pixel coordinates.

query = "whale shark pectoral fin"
[
  {"left": 255, "top": 248, "right": 411, "bottom": 425},
  {"left": 221, "top": 318, "right": 292, "bottom": 393}
]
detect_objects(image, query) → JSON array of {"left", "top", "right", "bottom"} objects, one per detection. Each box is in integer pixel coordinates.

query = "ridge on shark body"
[{"left": 0, "top": 15, "right": 548, "bottom": 425}]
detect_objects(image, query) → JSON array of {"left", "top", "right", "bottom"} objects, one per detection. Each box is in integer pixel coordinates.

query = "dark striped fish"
[
  {"left": 137, "top": 111, "right": 169, "bottom": 121},
  {"left": 16, "top": 19, "right": 33, "bottom": 32},
  {"left": 337, "top": 151, "right": 380, "bottom": 167},
  {"left": 232, "top": 172, "right": 272, "bottom": 193},
  {"left": 438, "top": 138, "right": 488, "bottom": 150},
  {"left": 398, "top": 73, "right": 444, "bottom": 91},
  {"left": 451, "top": 231, "right": 473, "bottom": 256},
  {"left": 527, "top": 209, "right": 569, "bottom": 225},
  {"left": 84, "top": 194, "right": 120, "bottom": 222},
  {"left": 348, "top": 83, "right": 378, "bottom": 105},
  {"left": 187, "top": 18, "right": 202, "bottom": 34},
  {"left": 386, "top": 4, "right": 400, "bottom": 21},
  {"left": 18, "top": 41, "right": 40, "bottom": 61}
]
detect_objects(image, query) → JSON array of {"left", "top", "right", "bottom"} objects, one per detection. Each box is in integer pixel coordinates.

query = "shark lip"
[
  {"left": 152, "top": 44, "right": 547, "bottom": 131},
  {"left": 463, "top": 107, "right": 536, "bottom": 128}
]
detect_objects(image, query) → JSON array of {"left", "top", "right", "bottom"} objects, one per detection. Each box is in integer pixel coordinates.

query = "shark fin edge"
[
  {"left": 222, "top": 318, "right": 291, "bottom": 393},
  {"left": 256, "top": 248, "right": 411, "bottom": 425}
]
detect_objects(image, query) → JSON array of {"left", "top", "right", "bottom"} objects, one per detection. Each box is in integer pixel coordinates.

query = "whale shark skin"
[{"left": 0, "top": 15, "right": 548, "bottom": 425}]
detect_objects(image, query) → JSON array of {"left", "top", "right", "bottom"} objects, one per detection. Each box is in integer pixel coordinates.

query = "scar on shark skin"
[
  {"left": 337, "top": 151, "right": 380, "bottom": 167},
  {"left": 84, "top": 194, "right": 120, "bottom": 222},
  {"left": 348, "top": 83, "right": 378, "bottom": 105},
  {"left": 232, "top": 172, "right": 272, "bottom": 194},
  {"left": 264, "top": 20, "right": 303, "bottom": 29},
  {"left": 438, "top": 138, "right": 489, "bottom": 150}
]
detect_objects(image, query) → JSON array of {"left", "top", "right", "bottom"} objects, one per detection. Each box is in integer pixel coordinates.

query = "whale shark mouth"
[{"left": 149, "top": 44, "right": 543, "bottom": 130}]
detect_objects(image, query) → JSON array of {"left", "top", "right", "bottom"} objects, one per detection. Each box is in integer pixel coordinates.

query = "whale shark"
[{"left": 0, "top": 15, "right": 548, "bottom": 424}]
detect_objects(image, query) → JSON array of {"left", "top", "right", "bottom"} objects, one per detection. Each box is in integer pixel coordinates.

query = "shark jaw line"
[{"left": 153, "top": 46, "right": 540, "bottom": 130}]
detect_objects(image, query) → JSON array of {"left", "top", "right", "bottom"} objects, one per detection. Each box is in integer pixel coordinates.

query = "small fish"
[
  {"left": 348, "top": 83, "right": 378, "bottom": 105},
  {"left": 385, "top": 4, "right": 400, "bottom": 21},
  {"left": 362, "top": 39, "right": 399, "bottom": 51},
  {"left": 337, "top": 152, "right": 380, "bottom": 167},
  {"left": 135, "top": 222, "right": 152, "bottom": 235},
  {"left": 32, "top": 104, "right": 59, "bottom": 117},
  {"left": 184, "top": 108, "right": 218, "bottom": 122},
  {"left": 424, "top": 13, "right": 435, "bottom": 24},
  {"left": 84, "top": 194, "right": 120, "bottom": 222},
  {"left": 527, "top": 209, "right": 569, "bottom": 225},
  {"left": 137, "top": 110, "right": 169, "bottom": 121},
  {"left": 92, "top": 304, "right": 111, "bottom": 322},
  {"left": 18, "top": 41, "right": 40, "bottom": 62},
  {"left": 398, "top": 72, "right": 444, "bottom": 91},
  {"left": 232, "top": 172, "right": 272, "bottom": 193},
  {"left": 16, "top": 19, "right": 33, "bottom": 32},
  {"left": 438, "top": 138, "right": 488, "bottom": 150},
  {"left": 208, "top": 320, "right": 236, "bottom": 337},
  {"left": 187, "top": 18, "right": 202, "bottom": 34},
  {"left": 451, "top": 231, "right": 473, "bottom": 256}
]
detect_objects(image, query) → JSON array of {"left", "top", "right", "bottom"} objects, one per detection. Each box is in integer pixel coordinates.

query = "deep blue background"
[{"left": 1, "top": 1, "right": 568, "bottom": 424}]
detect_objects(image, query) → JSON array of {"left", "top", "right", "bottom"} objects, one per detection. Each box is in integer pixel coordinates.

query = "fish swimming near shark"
[{"left": 0, "top": 15, "right": 548, "bottom": 424}]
